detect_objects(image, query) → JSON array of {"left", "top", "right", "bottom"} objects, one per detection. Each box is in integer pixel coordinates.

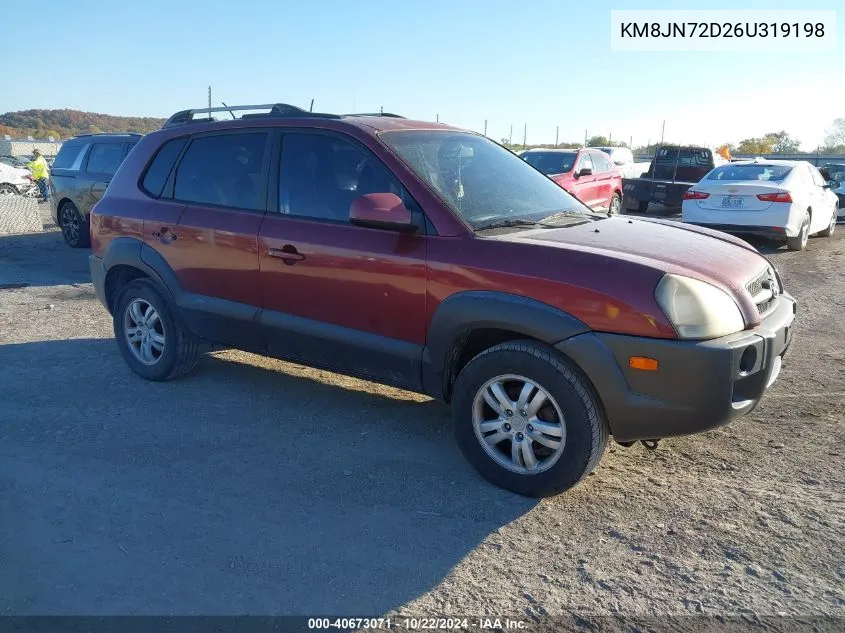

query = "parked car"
[
  {"left": 682, "top": 159, "right": 839, "bottom": 251},
  {"left": 89, "top": 103, "right": 796, "bottom": 498},
  {"left": 593, "top": 146, "right": 650, "bottom": 179},
  {"left": 0, "top": 162, "right": 36, "bottom": 196},
  {"left": 819, "top": 162, "right": 845, "bottom": 213},
  {"left": 49, "top": 133, "right": 141, "bottom": 247},
  {"left": 0, "top": 156, "right": 29, "bottom": 169},
  {"left": 623, "top": 145, "right": 716, "bottom": 213},
  {"left": 521, "top": 148, "right": 623, "bottom": 215}
]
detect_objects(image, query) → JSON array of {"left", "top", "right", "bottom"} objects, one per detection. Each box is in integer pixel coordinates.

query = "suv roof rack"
[
  {"left": 162, "top": 103, "right": 405, "bottom": 128},
  {"left": 72, "top": 132, "right": 143, "bottom": 138}
]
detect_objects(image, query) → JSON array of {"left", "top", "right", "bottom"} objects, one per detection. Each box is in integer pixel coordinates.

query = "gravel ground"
[
  {"left": 0, "top": 195, "right": 49, "bottom": 235},
  {"left": 0, "top": 219, "right": 843, "bottom": 629}
]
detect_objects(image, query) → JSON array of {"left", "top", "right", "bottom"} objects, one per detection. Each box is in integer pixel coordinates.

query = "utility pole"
[
  {"left": 380, "top": 105, "right": 383, "bottom": 115},
  {"left": 555, "top": 126, "right": 559, "bottom": 146},
  {"left": 584, "top": 129, "right": 588, "bottom": 146},
  {"left": 523, "top": 123, "right": 527, "bottom": 148},
  {"left": 509, "top": 124, "right": 513, "bottom": 145},
  {"left": 208, "top": 86, "right": 211, "bottom": 110},
  {"left": 436, "top": 114, "right": 439, "bottom": 123},
  {"left": 609, "top": 132, "right": 612, "bottom": 144},
  {"left": 660, "top": 120, "right": 666, "bottom": 145},
  {"left": 483, "top": 119, "right": 487, "bottom": 137},
  {"left": 629, "top": 135, "right": 633, "bottom": 149}
]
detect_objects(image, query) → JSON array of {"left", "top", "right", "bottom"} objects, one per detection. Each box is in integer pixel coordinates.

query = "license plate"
[{"left": 721, "top": 196, "right": 743, "bottom": 208}]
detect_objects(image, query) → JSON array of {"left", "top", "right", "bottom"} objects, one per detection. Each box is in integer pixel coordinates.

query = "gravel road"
[{"left": 1, "top": 221, "right": 843, "bottom": 628}]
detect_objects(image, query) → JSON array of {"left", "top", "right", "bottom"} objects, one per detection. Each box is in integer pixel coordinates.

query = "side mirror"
[
  {"left": 575, "top": 167, "right": 593, "bottom": 178},
  {"left": 349, "top": 193, "right": 416, "bottom": 232},
  {"left": 825, "top": 180, "right": 840, "bottom": 190}
]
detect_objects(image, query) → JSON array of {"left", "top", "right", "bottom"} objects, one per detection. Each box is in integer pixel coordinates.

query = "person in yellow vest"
[{"left": 26, "top": 148, "right": 50, "bottom": 203}]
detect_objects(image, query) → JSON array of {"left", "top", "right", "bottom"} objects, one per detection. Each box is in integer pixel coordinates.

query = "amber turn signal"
[{"left": 629, "top": 356, "right": 659, "bottom": 371}]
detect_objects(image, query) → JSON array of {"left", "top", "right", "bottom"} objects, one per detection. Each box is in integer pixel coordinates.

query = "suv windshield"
[
  {"left": 521, "top": 151, "right": 577, "bottom": 176},
  {"left": 706, "top": 164, "right": 793, "bottom": 182},
  {"left": 380, "top": 131, "right": 589, "bottom": 229}
]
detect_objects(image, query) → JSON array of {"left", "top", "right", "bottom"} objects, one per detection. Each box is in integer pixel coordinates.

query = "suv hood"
[{"left": 495, "top": 216, "right": 768, "bottom": 295}]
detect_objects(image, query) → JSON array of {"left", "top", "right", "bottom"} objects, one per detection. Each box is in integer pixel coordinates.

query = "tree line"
[
  {"left": 0, "top": 109, "right": 165, "bottom": 140},
  {"left": 500, "top": 119, "right": 845, "bottom": 155}
]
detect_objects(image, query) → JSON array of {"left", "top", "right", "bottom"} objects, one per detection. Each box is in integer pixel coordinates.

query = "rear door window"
[
  {"left": 52, "top": 142, "right": 86, "bottom": 170},
  {"left": 173, "top": 132, "right": 269, "bottom": 210},
  {"left": 85, "top": 142, "right": 125, "bottom": 175}
]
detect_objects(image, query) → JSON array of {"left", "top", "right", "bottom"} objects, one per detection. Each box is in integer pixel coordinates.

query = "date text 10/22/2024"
[{"left": 307, "top": 617, "right": 528, "bottom": 630}]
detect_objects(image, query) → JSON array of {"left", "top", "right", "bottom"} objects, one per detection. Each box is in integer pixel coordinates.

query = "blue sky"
[{"left": 4, "top": 0, "right": 842, "bottom": 149}]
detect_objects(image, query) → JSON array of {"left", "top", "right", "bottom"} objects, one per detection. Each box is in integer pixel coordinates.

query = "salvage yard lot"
[{"left": 1, "top": 219, "right": 844, "bottom": 621}]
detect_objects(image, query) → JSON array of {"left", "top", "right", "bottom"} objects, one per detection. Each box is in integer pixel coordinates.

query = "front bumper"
[
  {"left": 89, "top": 255, "right": 109, "bottom": 312},
  {"left": 556, "top": 293, "right": 797, "bottom": 442}
]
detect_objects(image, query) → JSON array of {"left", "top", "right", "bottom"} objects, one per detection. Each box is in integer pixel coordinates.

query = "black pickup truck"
[{"left": 622, "top": 145, "right": 716, "bottom": 213}]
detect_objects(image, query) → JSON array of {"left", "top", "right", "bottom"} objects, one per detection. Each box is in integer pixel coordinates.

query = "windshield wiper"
[
  {"left": 537, "top": 211, "right": 596, "bottom": 227},
  {"left": 475, "top": 218, "right": 554, "bottom": 231}
]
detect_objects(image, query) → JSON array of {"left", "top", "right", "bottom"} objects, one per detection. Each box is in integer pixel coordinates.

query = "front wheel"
[
  {"left": 0, "top": 183, "right": 17, "bottom": 196},
  {"left": 452, "top": 340, "right": 608, "bottom": 497},
  {"left": 608, "top": 193, "right": 621, "bottom": 216},
  {"left": 818, "top": 204, "right": 837, "bottom": 238},
  {"left": 786, "top": 211, "right": 810, "bottom": 251}
]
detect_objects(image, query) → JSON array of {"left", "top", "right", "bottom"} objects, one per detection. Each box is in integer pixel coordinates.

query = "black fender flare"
[
  {"left": 101, "top": 237, "right": 183, "bottom": 304},
  {"left": 421, "top": 291, "right": 591, "bottom": 400}
]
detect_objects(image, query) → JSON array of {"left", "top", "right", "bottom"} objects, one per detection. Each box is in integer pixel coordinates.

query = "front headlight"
[{"left": 655, "top": 274, "right": 745, "bottom": 339}]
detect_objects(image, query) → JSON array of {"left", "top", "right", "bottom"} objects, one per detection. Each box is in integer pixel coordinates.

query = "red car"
[
  {"left": 521, "top": 147, "right": 623, "bottom": 215},
  {"left": 88, "top": 103, "right": 795, "bottom": 497}
]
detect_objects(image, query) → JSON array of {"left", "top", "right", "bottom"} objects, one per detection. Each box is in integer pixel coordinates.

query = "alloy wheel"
[
  {"left": 123, "top": 299, "right": 166, "bottom": 366},
  {"left": 61, "top": 207, "right": 80, "bottom": 245},
  {"left": 472, "top": 374, "right": 566, "bottom": 474}
]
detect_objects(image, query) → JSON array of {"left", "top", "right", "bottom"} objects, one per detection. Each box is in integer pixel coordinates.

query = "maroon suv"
[{"left": 89, "top": 103, "right": 796, "bottom": 497}]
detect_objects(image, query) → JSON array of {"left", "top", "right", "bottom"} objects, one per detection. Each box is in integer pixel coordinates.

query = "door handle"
[{"left": 268, "top": 245, "right": 305, "bottom": 265}]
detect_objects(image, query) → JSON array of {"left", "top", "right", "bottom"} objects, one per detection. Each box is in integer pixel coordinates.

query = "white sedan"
[{"left": 681, "top": 159, "right": 839, "bottom": 251}]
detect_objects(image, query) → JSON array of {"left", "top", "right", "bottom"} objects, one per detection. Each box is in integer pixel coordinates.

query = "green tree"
[
  {"left": 822, "top": 118, "right": 845, "bottom": 152},
  {"left": 765, "top": 130, "right": 800, "bottom": 153},
  {"left": 737, "top": 137, "right": 774, "bottom": 154}
]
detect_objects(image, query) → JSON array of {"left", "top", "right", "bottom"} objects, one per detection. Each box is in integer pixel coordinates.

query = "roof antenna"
[
  {"left": 309, "top": 99, "right": 314, "bottom": 112},
  {"left": 221, "top": 101, "right": 236, "bottom": 119}
]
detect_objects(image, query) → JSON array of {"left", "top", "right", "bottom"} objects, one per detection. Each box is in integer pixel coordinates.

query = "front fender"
[{"left": 421, "top": 291, "right": 590, "bottom": 400}]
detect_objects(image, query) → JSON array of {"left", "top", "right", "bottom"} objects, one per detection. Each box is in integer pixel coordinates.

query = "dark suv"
[
  {"left": 88, "top": 103, "right": 797, "bottom": 497},
  {"left": 50, "top": 133, "right": 141, "bottom": 247}
]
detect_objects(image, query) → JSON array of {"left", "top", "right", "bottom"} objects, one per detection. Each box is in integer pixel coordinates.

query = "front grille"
[{"left": 746, "top": 268, "right": 779, "bottom": 317}]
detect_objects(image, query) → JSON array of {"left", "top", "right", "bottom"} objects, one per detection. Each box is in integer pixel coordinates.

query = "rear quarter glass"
[{"left": 52, "top": 141, "right": 86, "bottom": 170}]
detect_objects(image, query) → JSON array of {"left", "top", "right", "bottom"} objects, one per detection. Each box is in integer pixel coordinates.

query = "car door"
[
  {"left": 257, "top": 130, "right": 428, "bottom": 390},
  {"left": 82, "top": 141, "right": 125, "bottom": 216},
  {"left": 572, "top": 152, "right": 599, "bottom": 208},
  {"left": 808, "top": 164, "right": 835, "bottom": 232},
  {"left": 150, "top": 130, "right": 271, "bottom": 350}
]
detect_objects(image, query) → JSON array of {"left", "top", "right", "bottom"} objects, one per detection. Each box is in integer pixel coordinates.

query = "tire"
[
  {"left": 113, "top": 278, "right": 200, "bottom": 381},
  {"left": 786, "top": 210, "right": 811, "bottom": 251},
  {"left": 818, "top": 204, "right": 837, "bottom": 238},
  {"left": 452, "top": 340, "right": 608, "bottom": 498},
  {"left": 0, "top": 183, "right": 17, "bottom": 196},
  {"left": 59, "top": 202, "right": 91, "bottom": 248},
  {"left": 608, "top": 193, "right": 621, "bottom": 216}
]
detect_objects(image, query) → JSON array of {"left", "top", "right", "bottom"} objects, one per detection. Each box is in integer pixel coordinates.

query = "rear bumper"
[
  {"left": 89, "top": 255, "right": 109, "bottom": 312},
  {"left": 681, "top": 202, "right": 799, "bottom": 237},
  {"left": 685, "top": 223, "right": 789, "bottom": 240},
  {"left": 556, "top": 293, "right": 797, "bottom": 442}
]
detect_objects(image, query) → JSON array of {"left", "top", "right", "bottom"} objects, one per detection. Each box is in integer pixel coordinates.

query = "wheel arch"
[
  {"left": 101, "top": 238, "right": 183, "bottom": 312},
  {"left": 422, "top": 291, "right": 591, "bottom": 402}
]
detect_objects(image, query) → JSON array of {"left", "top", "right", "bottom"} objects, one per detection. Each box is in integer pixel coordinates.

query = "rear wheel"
[
  {"left": 59, "top": 202, "right": 90, "bottom": 248},
  {"left": 608, "top": 193, "right": 621, "bottom": 216},
  {"left": 113, "top": 279, "right": 200, "bottom": 381},
  {"left": 452, "top": 340, "right": 608, "bottom": 497},
  {"left": 786, "top": 211, "right": 810, "bottom": 251},
  {"left": 818, "top": 204, "right": 837, "bottom": 238}
]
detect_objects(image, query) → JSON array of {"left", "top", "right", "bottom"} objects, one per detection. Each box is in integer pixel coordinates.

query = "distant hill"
[{"left": 0, "top": 109, "right": 165, "bottom": 140}]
